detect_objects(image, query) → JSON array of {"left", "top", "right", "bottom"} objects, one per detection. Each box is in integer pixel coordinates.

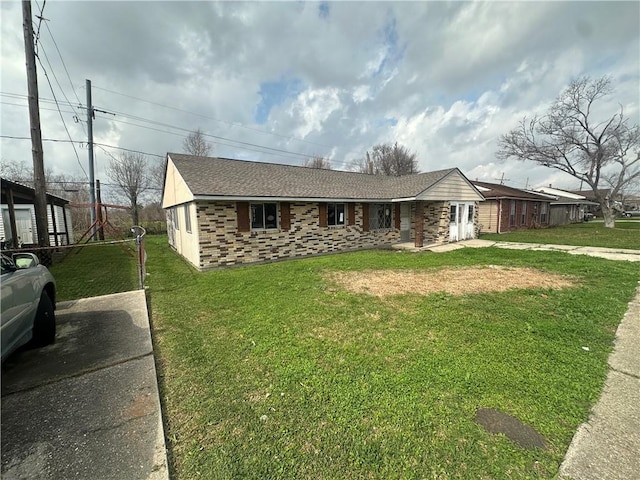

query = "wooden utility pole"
[{"left": 22, "top": 0, "right": 49, "bottom": 248}]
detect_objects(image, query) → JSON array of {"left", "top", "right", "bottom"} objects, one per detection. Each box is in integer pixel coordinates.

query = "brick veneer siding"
[
  {"left": 410, "top": 201, "right": 451, "bottom": 245},
  {"left": 498, "top": 199, "right": 550, "bottom": 232},
  {"left": 196, "top": 201, "right": 401, "bottom": 270}
]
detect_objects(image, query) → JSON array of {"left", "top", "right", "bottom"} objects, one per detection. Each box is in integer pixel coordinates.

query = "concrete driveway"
[{"left": 1, "top": 290, "right": 168, "bottom": 480}]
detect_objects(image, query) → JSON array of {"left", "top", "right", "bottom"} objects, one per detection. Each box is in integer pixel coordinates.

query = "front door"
[
  {"left": 400, "top": 203, "right": 410, "bottom": 241},
  {"left": 15, "top": 209, "right": 34, "bottom": 245},
  {"left": 449, "top": 203, "right": 476, "bottom": 241}
]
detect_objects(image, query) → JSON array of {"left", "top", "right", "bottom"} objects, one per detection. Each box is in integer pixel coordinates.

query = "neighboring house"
[
  {"left": 162, "top": 154, "right": 484, "bottom": 270},
  {"left": 568, "top": 188, "right": 626, "bottom": 215},
  {"left": 1, "top": 177, "right": 74, "bottom": 248},
  {"left": 534, "top": 187, "right": 597, "bottom": 225},
  {"left": 472, "top": 181, "right": 552, "bottom": 233}
]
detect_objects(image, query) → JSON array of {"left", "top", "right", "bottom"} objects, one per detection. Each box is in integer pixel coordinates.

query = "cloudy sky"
[{"left": 1, "top": 1, "right": 638, "bottom": 200}]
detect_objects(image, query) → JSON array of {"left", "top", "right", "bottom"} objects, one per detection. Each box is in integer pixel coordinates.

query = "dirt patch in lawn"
[{"left": 326, "top": 266, "right": 575, "bottom": 297}]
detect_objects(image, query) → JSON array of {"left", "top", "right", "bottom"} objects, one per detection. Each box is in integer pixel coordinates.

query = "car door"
[{"left": 1, "top": 257, "right": 38, "bottom": 356}]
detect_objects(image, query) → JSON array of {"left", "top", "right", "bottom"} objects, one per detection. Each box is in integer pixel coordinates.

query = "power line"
[
  {"left": 0, "top": 100, "right": 76, "bottom": 115},
  {"left": 0, "top": 135, "right": 165, "bottom": 159},
  {"left": 33, "top": 43, "right": 87, "bottom": 178},
  {"left": 92, "top": 84, "right": 336, "bottom": 150},
  {"left": 1, "top": 91, "right": 333, "bottom": 163},
  {"left": 93, "top": 106, "right": 320, "bottom": 160},
  {"left": 94, "top": 114, "right": 312, "bottom": 162}
]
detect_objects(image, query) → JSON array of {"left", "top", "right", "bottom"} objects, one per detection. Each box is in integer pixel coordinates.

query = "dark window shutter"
[
  {"left": 348, "top": 203, "right": 355, "bottom": 226},
  {"left": 362, "top": 204, "right": 369, "bottom": 232},
  {"left": 319, "top": 203, "right": 327, "bottom": 227},
  {"left": 280, "top": 202, "right": 291, "bottom": 230},
  {"left": 394, "top": 203, "right": 401, "bottom": 230},
  {"left": 237, "top": 202, "right": 250, "bottom": 232}
]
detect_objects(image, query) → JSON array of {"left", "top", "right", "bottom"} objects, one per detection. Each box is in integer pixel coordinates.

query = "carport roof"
[
  {"left": 167, "top": 153, "right": 474, "bottom": 201},
  {"left": 1, "top": 177, "right": 70, "bottom": 206}
]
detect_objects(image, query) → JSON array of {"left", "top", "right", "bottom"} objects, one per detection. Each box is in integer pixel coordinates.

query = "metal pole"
[
  {"left": 86, "top": 79, "right": 96, "bottom": 240},
  {"left": 22, "top": 0, "right": 49, "bottom": 248}
]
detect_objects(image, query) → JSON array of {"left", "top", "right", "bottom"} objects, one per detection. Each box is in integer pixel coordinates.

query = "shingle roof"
[
  {"left": 168, "top": 154, "right": 460, "bottom": 200},
  {"left": 472, "top": 181, "right": 551, "bottom": 201}
]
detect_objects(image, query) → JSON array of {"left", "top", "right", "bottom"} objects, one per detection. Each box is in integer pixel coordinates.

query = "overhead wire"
[
  {"left": 33, "top": 42, "right": 88, "bottom": 178},
  {"left": 93, "top": 106, "right": 321, "bottom": 160},
  {"left": 91, "top": 84, "right": 337, "bottom": 150},
  {"left": 40, "top": 11, "right": 87, "bottom": 136},
  {"left": 0, "top": 135, "right": 165, "bottom": 159}
]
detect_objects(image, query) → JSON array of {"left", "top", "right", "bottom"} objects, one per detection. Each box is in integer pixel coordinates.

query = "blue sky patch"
[
  {"left": 372, "top": 16, "right": 405, "bottom": 79},
  {"left": 318, "top": 1, "right": 330, "bottom": 19},
  {"left": 255, "top": 77, "right": 305, "bottom": 124}
]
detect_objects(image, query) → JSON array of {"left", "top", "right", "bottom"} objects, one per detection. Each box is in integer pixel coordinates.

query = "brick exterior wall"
[
  {"left": 196, "top": 201, "right": 407, "bottom": 270},
  {"left": 498, "top": 199, "right": 550, "bottom": 232},
  {"left": 186, "top": 200, "right": 471, "bottom": 269}
]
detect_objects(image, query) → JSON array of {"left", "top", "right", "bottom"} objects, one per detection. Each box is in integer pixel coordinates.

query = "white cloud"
[{"left": 0, "top": 0, "right": 637, "bottom": 193}]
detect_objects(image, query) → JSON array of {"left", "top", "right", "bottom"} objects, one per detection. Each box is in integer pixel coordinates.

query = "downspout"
[{"left": 497, "top": 199, "right": 502, "bottom": 233}]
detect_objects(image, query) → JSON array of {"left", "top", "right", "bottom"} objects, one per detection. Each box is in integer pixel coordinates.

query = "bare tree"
[
  {"left": 183, "top": 128, "right": 212, "bottom": 157},
  {"left": 350, "top": 153, "right": 373, "bottom": 174},
  {"left": 497, "top": 76, "right": 640, "bottom": 228},
  {"left": 0, "top": 159, "right": 33, "bottom": 181},
  {"left": 106, "top": 152, "right": 152, "bottom": 226},
  {"left": 304, "top": 155, "right": 332, "bottom": 169},
  {"left": 354, "top": 142, "right": 419, "bottom": 176}
]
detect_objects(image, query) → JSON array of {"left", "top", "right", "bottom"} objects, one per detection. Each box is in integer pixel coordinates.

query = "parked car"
[
  {"left": 1, "top": 252, "right": 56, "bottom": 362},
  {"left": 622, "top": 210, "right": 640, "bottom": 218}
]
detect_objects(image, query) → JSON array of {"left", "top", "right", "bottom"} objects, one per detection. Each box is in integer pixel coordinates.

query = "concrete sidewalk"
[
  {"left": 424, "top": 239, "right": 640, "bottom": 262},
  {"left": 1, "top": 291, "right": 168, "bottom": 480},
  {"left": 557, "top": 284, "right": 640, "bottom": 479}
]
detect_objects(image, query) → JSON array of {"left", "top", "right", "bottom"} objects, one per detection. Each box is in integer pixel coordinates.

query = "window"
[
  {"left": 509, "top": 200, "right": 516, "bottom": 226},
  {"left": 327, "top": 203, "right": 345, "bottom": 226},
  {"left": 450, "top": 204, "right": 457, "bottom": 223},
  {"left": 467, "top": 205, "right": 474, "bottom": 223},
  {"left": 541, "top": 203, "right": 548, "bottom": 223},
  {"left": 251, "top": 203, "right": 278, "bottom": 229},
  {"left": 521, "top": 202, "right": 527, "bottom": 225},
  {"left": 532, "top": 203, "right": 539, "bottom": 223},
  {"left": 174, "top": 207, "right": 180, "bottom": 230},
  {"left": 184, "top": 204, "right": 191, "bottom": 233},
  {"left": 369, "top": 203, "right": 392, "bottom": 230}
]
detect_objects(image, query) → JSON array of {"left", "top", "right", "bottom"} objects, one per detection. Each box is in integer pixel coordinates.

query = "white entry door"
[
  {"left": 15, "top": 209, "right": 34, "bottom": 245},
  {"left": 449, "top": 204, "right": 459, "bottom": 241},
  {"left": 449, "top": 203, "right": 475, "bottom": 241}
]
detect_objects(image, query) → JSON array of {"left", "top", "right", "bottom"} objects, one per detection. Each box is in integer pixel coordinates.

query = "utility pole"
[
  {"left": 86, "top": 79, "right": 96, "bottom": 239},
  {"left": 494, "top": 172, "right": 510, "bottom": 185},
  {"left": 95, "top": 179, "right": 105, "bottom": 240},
  {"left": 22, "top": 0, "right": 49, "bottom": 248}
]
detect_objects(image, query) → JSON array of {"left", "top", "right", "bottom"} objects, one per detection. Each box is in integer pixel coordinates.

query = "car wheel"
[{"left": 30, "top": 292, "right": 56, "bottom": 347}]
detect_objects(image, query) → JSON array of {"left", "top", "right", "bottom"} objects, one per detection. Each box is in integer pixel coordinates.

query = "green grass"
[
  {"left": 480, "top": 222, "right": 640, "bottom": 250},
  {"left": 49, "top": 242, "right": 138, "bottom": 301},
  {"left": 145, "top": 236, "right": 639, "bottom": 479}
]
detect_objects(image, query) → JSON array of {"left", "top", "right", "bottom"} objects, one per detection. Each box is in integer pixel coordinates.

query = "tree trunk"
[
  {"left": 131, "top": 201, "right": 139, "bottom": 227},
  {"left": 594, "top": 191, "right": 616, "bottom": 228},
  {"left": 600, "top": 205, "right": 616, "bottom": 228}
]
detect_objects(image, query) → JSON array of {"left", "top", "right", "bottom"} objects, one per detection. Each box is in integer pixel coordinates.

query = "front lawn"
[
  {"left": 49, "top": 242, "right": 138, "bottom": 301},
  {"left": 479, "top": 221, "right": 640, "bottom": 250},
  {"left": 145, "top": 236, "right": 639, "bottom": 479}
]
